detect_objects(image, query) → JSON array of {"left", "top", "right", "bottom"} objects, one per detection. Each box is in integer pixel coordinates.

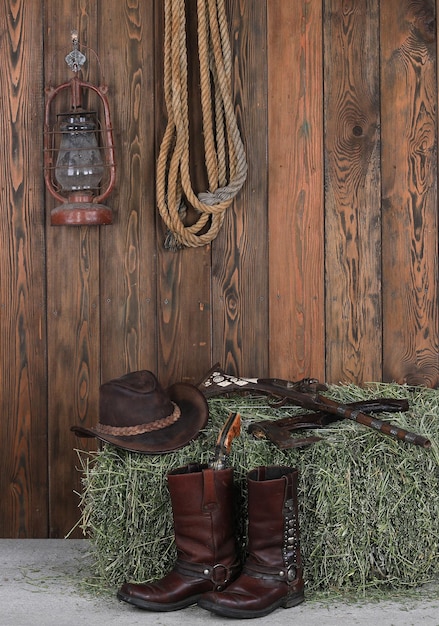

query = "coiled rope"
[{"left": 157, "top": 0, "right": 248, "bottom": 249}]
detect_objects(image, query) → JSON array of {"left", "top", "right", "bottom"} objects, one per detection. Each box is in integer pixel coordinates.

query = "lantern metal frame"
[{"left": 44, "top": 39, "right": 116, "bottom": 226}]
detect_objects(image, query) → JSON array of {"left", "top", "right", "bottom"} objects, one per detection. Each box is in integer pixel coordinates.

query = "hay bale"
[{"left": 74, "top": 383, "right": 439, "bottom": 595}]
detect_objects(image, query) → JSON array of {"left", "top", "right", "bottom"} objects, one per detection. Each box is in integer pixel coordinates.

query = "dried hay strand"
[{"left": 73, "top": 383, "right": 439, "bottom": 596}]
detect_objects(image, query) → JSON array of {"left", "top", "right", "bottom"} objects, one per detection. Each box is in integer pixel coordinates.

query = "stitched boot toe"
[
  {"left": 198, "top": 574, "right": 299, "bottom": 619},
  {"left": 118, "top": 571, "right": 212, "bottom": 611}
]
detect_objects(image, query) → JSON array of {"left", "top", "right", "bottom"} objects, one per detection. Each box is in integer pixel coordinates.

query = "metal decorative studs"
[{"left": 282, "top": 497, "right": 298, "bottom": 579}]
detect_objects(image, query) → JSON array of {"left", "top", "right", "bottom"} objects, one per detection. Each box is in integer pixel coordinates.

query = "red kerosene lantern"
[{"left": 44, "top": 31, "right": 116, "bottom": 225}]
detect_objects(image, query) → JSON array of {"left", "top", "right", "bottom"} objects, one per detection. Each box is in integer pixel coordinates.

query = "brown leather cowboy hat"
[{"left": 71, "top": 370, "right": 209, "bottom": 454}]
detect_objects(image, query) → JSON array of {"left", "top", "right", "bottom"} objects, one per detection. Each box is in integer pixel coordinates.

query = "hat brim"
[{"left": 71, "top": 383, "right": 209, "bottom": 454}]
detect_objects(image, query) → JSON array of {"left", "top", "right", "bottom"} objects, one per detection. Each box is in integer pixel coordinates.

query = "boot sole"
[
  {"left": 117, "top": 589, "right": 201, "bottom": 612},
  {"left": 198, "top": 592, "right": 305, "bottom": 619}
]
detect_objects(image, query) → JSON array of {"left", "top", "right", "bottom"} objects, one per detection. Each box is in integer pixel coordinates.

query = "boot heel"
[{"left": 283, "top": 591, "right": 305, "bottom": 608}]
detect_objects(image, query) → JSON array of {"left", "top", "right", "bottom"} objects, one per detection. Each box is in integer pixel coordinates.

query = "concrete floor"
[{"left": 0, "top": 539, "right": 438, "bottom": 626}]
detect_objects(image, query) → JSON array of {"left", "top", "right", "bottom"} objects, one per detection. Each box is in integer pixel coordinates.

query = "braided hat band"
[{"left": 95, "top": 402, "right": 181, "bottom": 437}]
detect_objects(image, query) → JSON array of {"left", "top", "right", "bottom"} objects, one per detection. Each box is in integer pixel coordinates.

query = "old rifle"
[
  {"left": 248, "top": 398, "right": 410, "bottom": 449},
  {"left": 209, "top": 411, "right": 241, "bottom": 470},
  {"left": 197, "top": 364, "right": 431, "bottom": 449}
]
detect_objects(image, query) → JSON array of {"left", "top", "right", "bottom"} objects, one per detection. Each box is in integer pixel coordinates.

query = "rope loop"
[{"left": 157, "top": 0, "right": 247, "bottom": 249}]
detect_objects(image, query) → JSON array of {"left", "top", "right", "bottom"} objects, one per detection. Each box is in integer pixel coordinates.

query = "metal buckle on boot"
[
  {"left": 206, "top": 564, "right": 231, "bottom": 590},
  {"left": 286, "top": 564, "right": 297, "bottom": 582},
  {"left": 176, "top": 560, "right": 230, "bottom": 589}
]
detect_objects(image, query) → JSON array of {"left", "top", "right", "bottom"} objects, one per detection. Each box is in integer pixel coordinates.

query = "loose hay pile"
[{"left": 74, "top": 382, "right": 439, "bottom": 597}]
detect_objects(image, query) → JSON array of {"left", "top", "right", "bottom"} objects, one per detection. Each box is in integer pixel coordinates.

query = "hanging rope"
[{"left": 157, "top": 0, "right": 248, "bottom": 249}]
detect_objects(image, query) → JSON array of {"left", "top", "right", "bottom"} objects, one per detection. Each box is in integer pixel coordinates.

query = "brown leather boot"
[
  {"left": 117, "top": 463, "right": 240, "bottom": 611},
  {"left": 198, "top": 465, "right": 304, "bottom": 618}
]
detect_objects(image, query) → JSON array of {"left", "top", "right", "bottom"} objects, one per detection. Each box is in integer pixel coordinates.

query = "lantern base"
[{"left": 51, "top": 203, "right": 113, "bottom": 226}]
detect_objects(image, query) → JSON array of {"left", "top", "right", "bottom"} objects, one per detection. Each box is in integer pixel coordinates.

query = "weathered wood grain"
[
  {"left": 44, "top": 0, "right": 100, "bottom": 537},
  {"left": 381, "top": 0, "right": 439, "bottom": 386},
  {"left": 99, "top": 0, "right": 159, "bottom": 382},
  {"left": 212, "top": 0, "right": 269, "bottom": 378},
  {"left": 0, "top": 0, "right": 48, "bottom": 537},
  {"left": 268, "top": 0, "right": 325, "bottom": 382},
  {"left": 324, "top": 0, "right": 382, "bottom": 383}
]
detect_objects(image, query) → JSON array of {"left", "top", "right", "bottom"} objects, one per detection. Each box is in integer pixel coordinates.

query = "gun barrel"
[{"left": 318, "top": 395, "right": 431, "bottom": 449}]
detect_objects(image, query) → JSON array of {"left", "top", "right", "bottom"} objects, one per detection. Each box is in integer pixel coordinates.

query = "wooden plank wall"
[
  {"left": 0, "top": 0, "right": 437, "bottom": 537},
  {"left": 381, "top": 1, "right": 438, "bottom": 386},
  {"left": 323, "top": 0, "right": 383, "bottom": 383},
  {"left": 0, "top": 0, "right": 48, "bottom": 537},
  {"left": 268, "top": 0, "right": 325, "bottom": 380}
]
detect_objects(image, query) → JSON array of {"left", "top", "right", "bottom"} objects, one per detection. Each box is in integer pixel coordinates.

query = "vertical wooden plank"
[
  {"left": 45, "top": 0, "right": 100, "bottom": 537},
  {"left": 381, "top": 0, "right": 438, "bottom": 386},
  {"left": 211, "top": 0, "right": 268, "bottom": 378},
  {"left": 268, "top": 0, "right": 325, "bottom": 381},
  {"left": 155, "top": 0, "right": 213, "bottom": 385},
  {"left": 324, "top": 0, "right": 382, "bottom": 383},
  {"left": 99, "top": 0, "right": 158, "bottom": 381},
  {"left": 0, "top": 0, "right": 48, "bottom": 537}
]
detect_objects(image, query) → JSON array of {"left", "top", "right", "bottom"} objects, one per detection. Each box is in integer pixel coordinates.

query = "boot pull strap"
[
  {"left": 202, "top": 468, "right": 218, "bottom": 511},
  {"left": 250, "top": 466, "right": 267, "bottom": 481},
  {"left": 283, "top": 470, "right": 295, "bottom": 503}
]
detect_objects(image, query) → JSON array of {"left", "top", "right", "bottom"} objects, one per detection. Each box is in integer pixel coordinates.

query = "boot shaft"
[
  {"left": 246, "top": 466, "right": 302, "bottom": 578},
  {"left": 167, "top": 463, "right": 237, "bottom": 566}
]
